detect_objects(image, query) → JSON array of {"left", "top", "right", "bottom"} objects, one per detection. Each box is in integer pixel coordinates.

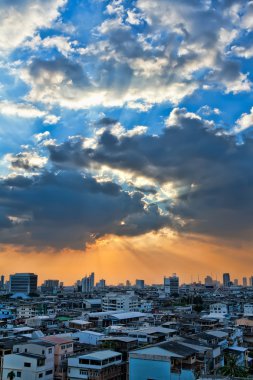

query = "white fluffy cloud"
[
  {"left": 0, "top": 0, "right": 66, "bottom": 54},
  {"left": 0, "top": 101, "right": 45, "bottom": 118},
  {"left": 5, "top": 151, "right": 47, "bottom": 171},
  {"left": 13, "top": 0, "right": 250, "bottom": 111},
  {"left": 234, "top": 107, "right": 253, "bottom": 133}
]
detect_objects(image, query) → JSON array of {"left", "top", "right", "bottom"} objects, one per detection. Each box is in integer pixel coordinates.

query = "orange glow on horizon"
[{"left": 0, "top": 230, "right": 253, "bottom": 286}]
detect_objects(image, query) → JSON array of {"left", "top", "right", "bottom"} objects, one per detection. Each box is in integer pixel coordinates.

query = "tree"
[
  {"left": 219, "top": 354, "right": 249, "bottom": 378},
  {"left": 7, "top": 371, "right": 16, "bottom": 380}
]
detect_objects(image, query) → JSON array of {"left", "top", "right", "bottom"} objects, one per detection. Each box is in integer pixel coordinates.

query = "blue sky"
[{"left": 1, "top": 0, "right": 253, "bottom": 257}]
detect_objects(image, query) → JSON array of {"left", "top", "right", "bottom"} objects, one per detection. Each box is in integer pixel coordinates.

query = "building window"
[
  {"left": 48, "top": 348, "right": 52, "bottom": 354},
  {"left": 39, "top": 374, "right": 43, "bottom": 378},
  {"left": 24, "top": 362, "right": 31, "bottom": 367},
  {"left": 46, "top": 370, "right": 53, "bottom": 375},
  {"left": 17, "top": 372, "right": 21, "bottom": 378}
]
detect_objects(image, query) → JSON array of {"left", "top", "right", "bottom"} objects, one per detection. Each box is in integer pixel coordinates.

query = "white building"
[
  {"left": 139, "top": 300, "right": 153, "bottom": 313},
  {"left": 209, "top": 303, "right": 228, "bottom": 317},
  {"left": 102, "top": 292, "right": 139, "bottom": 312},
  {"left": 72, "top": 331, "right": 105, "bottom": 345},
  {"left": 17, "top": 304, "right": 39, "bottom": 319},
  {"left": 3, "top": 345, "right": 54, "bottom": 380},
  {"left": 68, "top": 350, "right": 123, "bottom": 380}
]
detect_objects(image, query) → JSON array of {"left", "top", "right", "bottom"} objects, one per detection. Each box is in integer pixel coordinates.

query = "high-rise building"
[
  {"left": 234, "top": 279, "right": 239, "bottom": 286},
  {"left": 164, "top": 274, "right": 179, "bottom": 295},
  {"left": 243, "top": 277, "right": 248, "bottom": 287},
  {"left": 41, "top": 279, "right": 59, "bottom": 294},
  {"left": 0, "top": 275, "right": 4, "bottom": 289},
  {"left": 9, "top": 273, "right": 38, "bottom": 294},
  {"left": 249, "top": 276, "right": 253, "bottom": 287},
  {"left": 204, "top": 275, "right": 213, "bottom": 286},
  {"left": 97, "top": 279, "right": 106, "bottom": 288},
  {"left": 81, "top": 273, "right": 95, "bottom": 293},
  {"left": 223, "top": 273, "right": 230, "bottom": 287},
  {"left": 135, "top": 279, "right": 145, "bottom": 289}
]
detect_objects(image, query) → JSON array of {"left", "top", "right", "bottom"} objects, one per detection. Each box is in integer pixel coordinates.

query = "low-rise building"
[
  {"left": 41, "top": 335, "right": 74, "bottom": 379},
  {"left": 67, "top": 350, "right": 125, "bottom": 380},
  {"left": 3, "top": 352, "right": 53, "bottom": 380}
]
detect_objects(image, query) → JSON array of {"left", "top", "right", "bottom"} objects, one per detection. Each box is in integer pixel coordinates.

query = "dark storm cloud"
[
  {"left": 0, "top": 170, "right": 170, "bottom": 249},
  {"left": 47, "top": 109, "right": 253, "bottom": 241}
]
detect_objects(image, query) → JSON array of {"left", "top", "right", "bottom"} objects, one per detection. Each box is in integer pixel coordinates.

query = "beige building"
[{"left": 41, "top": 336, "right": 74, "bottom": 380}]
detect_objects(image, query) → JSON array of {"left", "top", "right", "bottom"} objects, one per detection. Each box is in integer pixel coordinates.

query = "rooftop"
[
  {"left": 78, "top": 350, "right": 121, "bottom": 360},
  {"left": 41, "top": 335, "right": 73, "bottom": 345}
]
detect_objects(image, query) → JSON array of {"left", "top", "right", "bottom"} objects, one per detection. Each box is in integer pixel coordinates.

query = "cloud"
[
  {"left": 24, "top": 35, "right": 75, "bottom": 57},
  {"left": 0, "top": 170, "right": 171, "bottom": 249},
  {"left": 230, "top": 44, "right": 253, "bottom": 59},
  {"left": 47, "top": 108, "right": 253, "bottom": 242},
  {"left": 43, "top": 114, "right": 61, "bottom": 125},
  {"left": 0, "top": 0, "right": 66, "bottom": 54},
  {"left": 198, "top": 105, "right": 221, "bottom": 116},
  {"left": 33, "top": 131, "right": 50, "bottom": 143},
  {"left": 15, "top": 0, "right": 251, "bottom": 111},
  {"left": 0, "top": 101, "right": 45, "bottom": 118},
  {"left": 234, "top": 107, "right": 253, "bottom": 133},
  {"left": 6, "top": 151, "right": 47, "bottom": 171},
  {"left": 241, "top": 1, "right": 253, "bottom": 30}
]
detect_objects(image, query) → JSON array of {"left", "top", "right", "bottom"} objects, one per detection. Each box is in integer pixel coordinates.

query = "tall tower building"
[
  {"left": 243, "top": 277, "right": 248, "bottom": 287},
  {"left": 164, "top": 274, "right": 179, "bottom": 295},
  {"left": 0, "top": 275, "right": 4, "bottom": 289},
  {"left": 223, "top": 273, "right": 230, "bottom": 287},
  {"left": 135, "top": 279, "right": 145, "bottom": 289},
  {"left": 205, "top": 275, "right": 213, "bottom": 286},
  {"left": 81, "top": 273, "right": 95, "bottom": 293}
]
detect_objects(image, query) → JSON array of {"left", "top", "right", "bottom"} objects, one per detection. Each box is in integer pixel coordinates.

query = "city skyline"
[
  {"left": 0, "top": 1, "right": 253, "bottom": 281},
  {"left": 2, "top": 270, "right": 253, "bottom": 287}
]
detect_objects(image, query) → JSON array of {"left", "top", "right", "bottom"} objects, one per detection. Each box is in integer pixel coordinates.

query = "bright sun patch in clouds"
[{"left": 0, "top": 0, "right": 253, "bottom": 280}]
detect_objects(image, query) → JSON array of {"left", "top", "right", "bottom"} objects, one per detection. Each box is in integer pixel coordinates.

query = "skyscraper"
[
  {"left": 243, "top": 277, "right": 248, "bottom": 286},
  {"left": 223, "top": 273, "right": 230, "bottom": 287},
  {"left": 135, "top": 279, "right": 145, "bottom": 289},
  {"left": 0, "top": 275, "right": 4, "bottom": 289},
  {"left": 41, "top": 279, "right": 59, "bottom": 294},
  {"left": 9, "top": 273, "right": 38, "bottom": 294},
  {"left": 204, "top": 275, "right": 213, "bottom": 286},
  {"left": 164, "top": 274, "right": 179, "bottom": 295},
  {"left": 81, "top": 273, "right": 95, "bottom": 293}
]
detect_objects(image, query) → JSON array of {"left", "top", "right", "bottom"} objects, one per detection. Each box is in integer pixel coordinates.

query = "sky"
[{"left": 1, "top": 0, "right": 253, "bottom": 285}]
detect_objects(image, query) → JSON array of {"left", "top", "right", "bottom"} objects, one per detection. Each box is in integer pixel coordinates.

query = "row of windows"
[
  {"left": 15, "top": 369, "right": 53, "bottom": 377},
  {"left": 61, "top": 343, "right": 72, "bottom": 349}
]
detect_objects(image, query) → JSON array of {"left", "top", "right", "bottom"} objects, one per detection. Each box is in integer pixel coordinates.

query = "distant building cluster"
[{"left": 0, "top": 271, "right": 252, "bottom": 379}]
